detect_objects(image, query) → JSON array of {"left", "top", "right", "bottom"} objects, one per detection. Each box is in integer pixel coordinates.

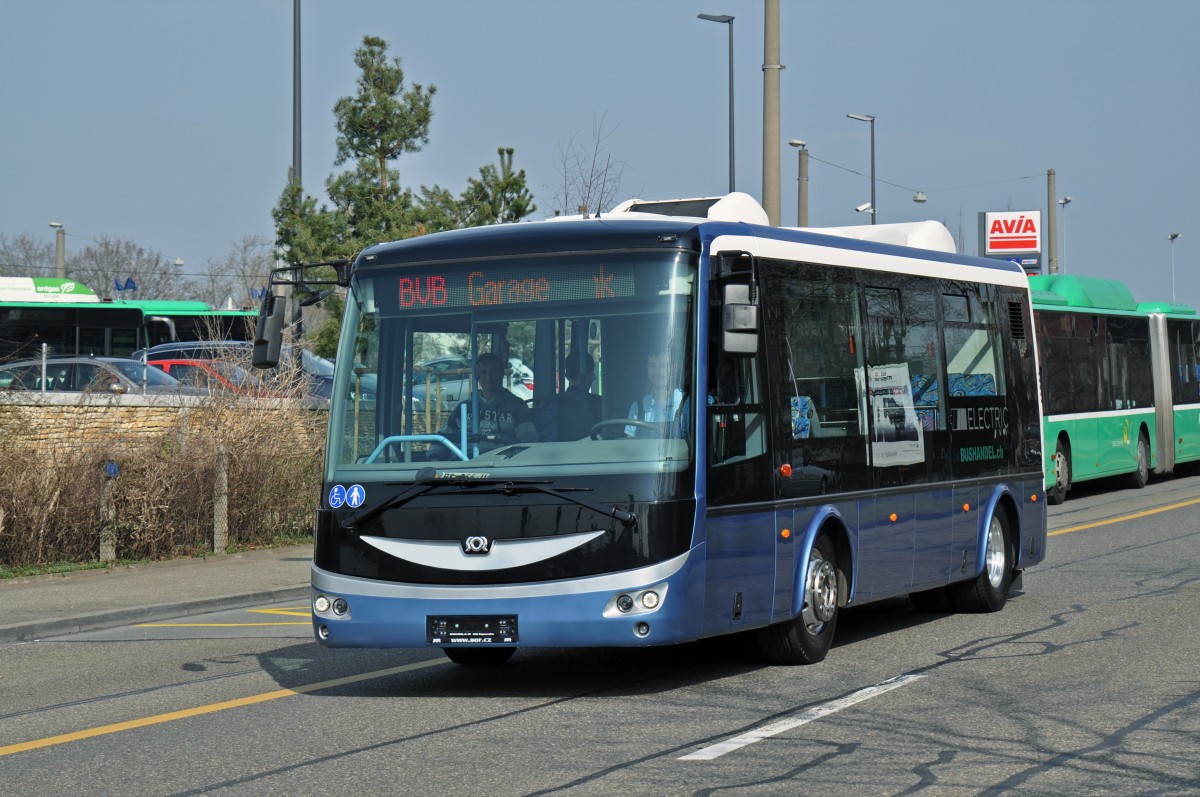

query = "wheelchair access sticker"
[{"left": 328, "top": 484, "right": 366, "bottom": 509}]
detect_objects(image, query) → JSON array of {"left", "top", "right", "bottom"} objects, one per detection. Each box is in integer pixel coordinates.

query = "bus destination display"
[{"left": 397, "top": 263, "right": 636, "bottom": 309}]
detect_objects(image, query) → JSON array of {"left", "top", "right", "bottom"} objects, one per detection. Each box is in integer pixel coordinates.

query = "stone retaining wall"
[{"left": 0, "top": 393, "right": 328, "bottom": 454}]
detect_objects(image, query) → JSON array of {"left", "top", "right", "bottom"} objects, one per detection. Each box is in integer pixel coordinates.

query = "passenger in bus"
[
  {"left": 626, "top": 350, "right": 684, "bottom": 437},
  {"left": 555, "top": 353, "right": 603, "bottom": 440},
  {"left": 428, "top": 352, "right": 538, "bottom": 458}
]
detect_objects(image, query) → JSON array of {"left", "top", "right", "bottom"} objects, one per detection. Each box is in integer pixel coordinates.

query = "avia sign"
[{"left": 984, "top": 211, "right": 1041, "bottom": 255}]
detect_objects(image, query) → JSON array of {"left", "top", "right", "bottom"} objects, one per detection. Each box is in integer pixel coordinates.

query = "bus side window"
[{"left": 764, "top": 260, "right": 868, "bottom": 496}]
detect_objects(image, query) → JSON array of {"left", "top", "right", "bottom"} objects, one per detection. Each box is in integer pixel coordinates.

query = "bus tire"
[
  {"left": 950, "top": 510, "right": 1012, "bottom": 613},
  {"left": 1047, "top": 439, "right": 1070, "bottom": 505},
  {"left": 443, "top": 647, "right": 516, "bottom": 666},
  {"left": 756, "top": 532, "right": 839, "bottom": 665},
  {"left": 1127, "top": 431, "right": 1149, "bottom": 489}
]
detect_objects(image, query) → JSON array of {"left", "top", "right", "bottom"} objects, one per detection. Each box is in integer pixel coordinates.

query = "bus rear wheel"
[
  {"left": 757, "top": 532, "right": 839, "bottom": 665},
  {"left": 1127, "top": 432, "right": 1149, "bottom": 489},
  {"left": 443, "top": 647, "right": 516, "bottom": 666},
  {"left": 949, "top": 511, "right": 1012, "bottom": 613},
  {"left": 1047, "top": 439, "right": 1070, "bottom": 505}
]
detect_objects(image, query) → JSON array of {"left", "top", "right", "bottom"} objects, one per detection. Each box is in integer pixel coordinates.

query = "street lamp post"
[
  {"left": 1169, "top": 233, "right": 1182, "bottom": 303},
  {"left": 788, "top": 139, "right": 808, "bottom": 226},
  {"left": 48, "top": 222, "right": 66, "bottom": 278},
  {"left": 847, "top": 113, "right": 875, "bottom": 224},
  {"left": 698, "top": 13, "right": 735, "bottom": 193},
  {"left": 1058, "top": 196, "right": 1073, "bottom": 273}
]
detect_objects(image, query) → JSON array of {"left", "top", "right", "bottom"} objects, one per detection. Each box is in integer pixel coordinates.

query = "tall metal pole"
[
  {"left": 1058, "top": 196, "right": 1073, "bottom": 273},
  {"left": 789, "top": 140, "right": 808, "bottom": 226},
  {"left": 868, "top": 118, "right": 875, "bottom": 224},
  {"left": 699, "top": 14, "right": 735, "bottom": 193},
  {"left": 1169, "top": 233, "right": 1181, "bottom": 303},
  {"left": 49, "top": 222, "right": 66, "bottom": 279},
  {"left": 293, "top": 0, "right": 302, "bottom": 186},
  {"left": 762, "top": 0, "right": 782, "bottom": 226},
  {"left": 1046, "top": 169, "right": 1058, "bottom": 274},
  {"left": 846, "top": 113, "right": 875, "bottom": 223},
  {"left": 799, "top": 145, "right": 808, "bottom": 227},
  {"left": 726, "top": 19, "right": 734, "bottom": 193}
]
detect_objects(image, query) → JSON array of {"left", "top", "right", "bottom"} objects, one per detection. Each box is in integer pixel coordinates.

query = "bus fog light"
[
  {"left": 332, "top": 598, "right": 349, "bottom": 616},
  {"left": 314, "top": 595, "right": 331, "bottom": 613},
  {"left": 615, "top": 594, "right": 634, "bottom": 613},
  {"left": 639, "top": 591, "right": 660, "bottom": 610},
  {"left": 317, "top": 624, "right": 330, "bottom": 640},
  {"left": 634, "top": 622, "right": 650, "bottom": 637}
]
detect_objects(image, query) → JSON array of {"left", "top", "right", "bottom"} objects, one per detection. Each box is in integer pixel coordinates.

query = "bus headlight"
[
  {"left": 603, "top": 582, "right": 668, "bottom": 618},
  {"left": 314, "top": 595, "right": 331, "bottom": 613}
]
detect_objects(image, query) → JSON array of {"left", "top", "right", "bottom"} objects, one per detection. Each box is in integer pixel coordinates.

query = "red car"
[{"left": 148, "top": 359, "right": 282, "bottom": 396}]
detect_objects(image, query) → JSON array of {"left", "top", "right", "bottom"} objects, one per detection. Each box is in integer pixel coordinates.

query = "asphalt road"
[{"left": 2, "top": 474, "right": 1198, "bottom": 796}]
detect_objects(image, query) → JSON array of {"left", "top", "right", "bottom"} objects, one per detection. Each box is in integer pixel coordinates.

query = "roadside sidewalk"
[{"left": 0, "top": 544, "right": 313, "bottom": 644}]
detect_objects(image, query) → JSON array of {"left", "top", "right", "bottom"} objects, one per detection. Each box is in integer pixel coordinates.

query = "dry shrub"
[{"left": 0, "top": 388, "right": 324, "bottom": 568}]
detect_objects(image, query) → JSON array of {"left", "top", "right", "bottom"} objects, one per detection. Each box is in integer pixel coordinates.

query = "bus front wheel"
[
  {"left": 757, "top": 532, "right": 839, "bottom": 665},
  {"left": 1048, "top": 439, "right": 1070, "bottom": 505}
]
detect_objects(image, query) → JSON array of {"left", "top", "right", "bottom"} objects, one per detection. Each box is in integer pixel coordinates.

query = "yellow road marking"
[
  {"left": 136, "top": 606, "right": 313, "bottom": 627},
  {"left": 249, "top": 607, "right": 310, "bottom": 618},
  {"left": 1049, "top": 495, "right": 1200, "bottom": 536},
  {"left": 0, "top": 658, "right": 448, "bottom": 757}
]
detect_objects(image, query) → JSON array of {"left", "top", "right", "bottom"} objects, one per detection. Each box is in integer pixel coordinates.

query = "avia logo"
[
  {"left": 989, "top": 216, "right": 1036, "bottom": 236},
  {"left": 986, "top": 211, "right": 1040, "bottom": 253},
  {"left": 462, "top": 536, "right": 493, "bottom": 555}
]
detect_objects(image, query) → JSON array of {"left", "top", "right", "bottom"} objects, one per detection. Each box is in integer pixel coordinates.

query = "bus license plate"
[{"left": 427, "top": 616, "right": 518, "bottom": 645}]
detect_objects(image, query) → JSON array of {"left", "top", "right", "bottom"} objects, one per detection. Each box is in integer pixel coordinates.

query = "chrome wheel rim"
[
  {"left": 984, "top": 516, "right": 1007, "bottom": 589},
  {"left": 802, "top": 555, "right": 838, "bottom": 630}
]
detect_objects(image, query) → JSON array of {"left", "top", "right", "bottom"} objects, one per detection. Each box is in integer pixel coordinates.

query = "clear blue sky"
[{"left": 2, "top": 0, "right": 1195, "bottom": 302}]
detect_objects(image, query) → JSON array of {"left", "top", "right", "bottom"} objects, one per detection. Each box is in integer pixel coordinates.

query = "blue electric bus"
[{"left": 254, "top": 193, "right": 1047, "bottom": 665}]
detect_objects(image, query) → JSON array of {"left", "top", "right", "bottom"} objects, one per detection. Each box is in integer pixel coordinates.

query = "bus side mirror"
[
  {"left": 333, "top": 259, "right": 354, "bottom": 287},
  {"left": 252, "top": 293, "right": 285, "bottom": 369},
  {"left": 721, "top": 284, "right": 759, "bottom": 354}
]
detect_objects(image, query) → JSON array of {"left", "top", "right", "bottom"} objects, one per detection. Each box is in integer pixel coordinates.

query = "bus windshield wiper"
[
  {"left": 476, "top": 482, "right": 637, "bottom": 527},
  {"left": 340, "top": 478, "right": 635, "bottom": 530},
  {"left": 341, "top": 478, "right": 559, "bottom": 531},
  {"left": 340, "top": 479, "right": 446, "bottom": 531}
]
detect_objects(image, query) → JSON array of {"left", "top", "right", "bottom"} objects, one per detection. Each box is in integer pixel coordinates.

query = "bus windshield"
[{"left": 329, "top": 251, "right": 697, "bottom": 494}]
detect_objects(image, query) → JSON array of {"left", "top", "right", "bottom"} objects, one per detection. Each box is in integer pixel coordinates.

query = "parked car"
[
  {"left": 0, "top": 356, "right": 207, "bottom": 396},
  {"left": 131, "top": 341, "right": 343, "bottom": 400},
  {"left": 148, "top": 358, "right": 281, "bottom": 396}
]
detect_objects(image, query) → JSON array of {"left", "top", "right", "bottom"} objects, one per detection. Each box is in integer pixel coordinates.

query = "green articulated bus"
[
  {"left": 1030, "top": 274, "right": 1200, "bottom": 503},
  {"left": 0, "top": 278, "right": 255, "bottom": 359}
]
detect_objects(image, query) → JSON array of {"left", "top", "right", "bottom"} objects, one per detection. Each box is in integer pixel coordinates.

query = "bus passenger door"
[{"left": 703, "top": 266, "right": 776, "bottom": 632}]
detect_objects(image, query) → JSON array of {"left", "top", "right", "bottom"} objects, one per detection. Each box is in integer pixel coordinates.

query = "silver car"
[{"left": 0, "top": 356, "right": 207, "bottom": 395}]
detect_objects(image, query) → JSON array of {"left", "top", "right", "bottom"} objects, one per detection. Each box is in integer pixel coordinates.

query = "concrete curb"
[{"left": 0, "top": 585, "right": 311, "bottom": 644}]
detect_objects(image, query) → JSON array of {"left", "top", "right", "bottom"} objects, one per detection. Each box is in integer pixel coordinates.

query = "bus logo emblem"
[{"left": 463, "top": 536, "right": 492, "bottom": 555}]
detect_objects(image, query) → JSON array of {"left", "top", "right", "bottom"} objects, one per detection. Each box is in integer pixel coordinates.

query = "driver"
[
  {"left": 625, "top": 350, "right": 684, "bottom": 438},
  {"left": 429, "top": 352, "right": 538, "bottom": 458}
]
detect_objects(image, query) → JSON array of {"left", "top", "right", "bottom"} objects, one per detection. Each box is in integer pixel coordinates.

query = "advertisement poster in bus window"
[{"left": 866, "top": 363, "right": 924, "bottom": 466}]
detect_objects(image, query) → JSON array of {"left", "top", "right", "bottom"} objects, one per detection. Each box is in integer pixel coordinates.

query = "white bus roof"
[{"left": 556, "top": 192, "right": 955, "bottom": 254}]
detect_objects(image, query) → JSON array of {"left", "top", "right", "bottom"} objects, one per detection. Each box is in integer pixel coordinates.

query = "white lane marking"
[{"left": 680, "top": 673, "right": 926, "bottom": 761}]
